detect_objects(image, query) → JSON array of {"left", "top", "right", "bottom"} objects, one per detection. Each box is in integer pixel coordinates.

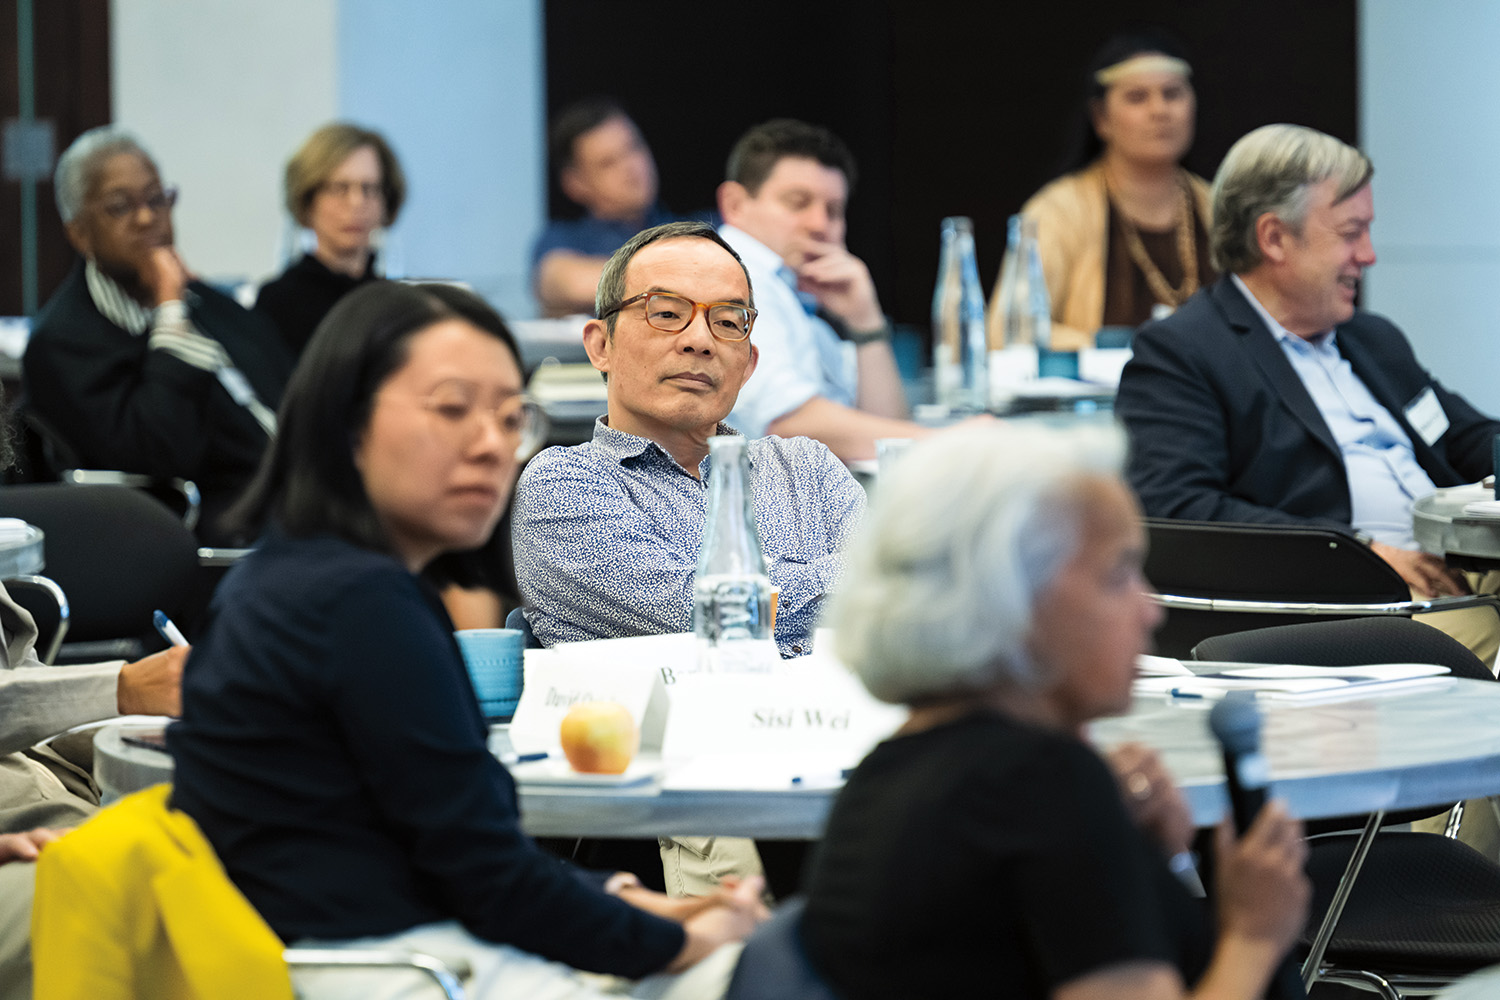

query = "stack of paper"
[{"left": 1133, "top": 662, "right": 1452, "bottom": 702}]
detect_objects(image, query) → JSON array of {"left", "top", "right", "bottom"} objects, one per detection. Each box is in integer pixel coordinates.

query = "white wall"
[
  {"left": 112, "top": 0, "right": 339, "bottom": 286},
  {"left": 110, "top": 0, "right": 545, "bottom": 318},
  {"left": 1360, "top": 0, "right": 1500, "bottom": 413}
]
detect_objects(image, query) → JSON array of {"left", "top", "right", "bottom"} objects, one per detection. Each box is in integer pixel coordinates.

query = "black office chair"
[
  {"left": 1146, "top": 518, "right": 1500, "bottom": 658},
  {"left": 723, "top": 897, "right": 838, "bottom": 1000},
  {"left": 15, "top": 408, "right": 203, "bottom": 531},
  {"left": 1193, "top": 617, "right": 1500, "bottom": 999},
  {"left": 0, "top": 484, "right": 202, "bottom": 661}
]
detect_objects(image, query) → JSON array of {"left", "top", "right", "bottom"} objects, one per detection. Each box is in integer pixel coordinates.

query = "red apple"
[{"left": 559, "top": 702, "right": 639, "bottom": 774}]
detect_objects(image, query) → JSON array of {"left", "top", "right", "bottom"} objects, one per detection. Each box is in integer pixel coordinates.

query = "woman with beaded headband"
[{"left": 988, "top": 29, "right": 1215, "bottom": 351}]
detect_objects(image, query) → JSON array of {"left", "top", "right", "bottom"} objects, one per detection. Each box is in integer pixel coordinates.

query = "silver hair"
[
  {"left": 828, "top": 422, "right": 1126, "bottom": 705},
  {"left": 54, "top": 125, "right": 157, "bottom": 224},
  {"left": 1210, "top": 123, "right": 1373, "bottom": 275}
]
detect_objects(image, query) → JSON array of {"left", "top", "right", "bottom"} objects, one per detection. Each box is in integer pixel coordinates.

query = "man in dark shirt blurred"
[{"left": 531, "top": 99, "right": 689, "bottom": 316}]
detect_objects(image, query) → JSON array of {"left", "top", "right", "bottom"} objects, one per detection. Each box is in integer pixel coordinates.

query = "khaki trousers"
[{"left": 657, "top": 837, "right": 764, "bottom": 899}]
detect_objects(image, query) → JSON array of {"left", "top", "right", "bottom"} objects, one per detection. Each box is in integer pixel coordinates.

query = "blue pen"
[
  {"left": 153, "top": 610, "right": 189, "bottom": 648},
  {"left": 791, "top": 768, "right": 853, "bottom": 786},
  {"left": 1168, "top": 688, "right": 1204, "bottom": 700},
  {"left": 501, "top": 751, "right": 550, "bottom": 765}
]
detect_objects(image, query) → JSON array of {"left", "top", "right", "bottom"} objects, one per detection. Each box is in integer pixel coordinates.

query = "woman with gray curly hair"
[{"left": 800, "top": 422, "right": 1309, "bottom": 1000}]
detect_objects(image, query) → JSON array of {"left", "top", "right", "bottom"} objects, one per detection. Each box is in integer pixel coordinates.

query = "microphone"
[
  {"left": 1209, "top": 695, "right": 1271, "bottom": 834},
  {"left": 1207, "top": 696, "right": 1307, "bottom": 1000}
]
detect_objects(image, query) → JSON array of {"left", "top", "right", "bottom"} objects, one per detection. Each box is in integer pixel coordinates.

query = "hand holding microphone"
[{"left": 1208, "top": 697, "right": 1312, "bottom": 999}]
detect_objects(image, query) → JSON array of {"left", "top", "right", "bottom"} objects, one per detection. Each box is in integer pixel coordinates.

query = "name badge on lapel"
[{"left": 1405, "top": 386, "right": 1449, "bottom": 446}]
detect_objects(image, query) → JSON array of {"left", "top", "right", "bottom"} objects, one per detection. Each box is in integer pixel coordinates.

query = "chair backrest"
[
  {"left": 722, "top": 897, "right": 839, "bottom": 1000},
  {"left": 1192, "top": 617, "right": 1495, "bottom": 681},
  {"left": 504, "top": 605, "right": 542, "bottom": 649},
  {"left": 1146, "top": 518, "right": 1408, "bottom": 602},
  {"left": 0, "top": 484, "right": 199, "bottom": 649},
  {"left": 1145, "top": 518, "right": 1418, "bottom": 656}
]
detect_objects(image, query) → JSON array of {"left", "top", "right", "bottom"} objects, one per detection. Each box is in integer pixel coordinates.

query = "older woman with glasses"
[
  {"left": 256, "top": 122, "right": 407, "bottom": 357},
  {"left": 168, "top": 281, "right": 764, "bottom": 1000},
  {"left": 800, "top": 423, "right": 1309, "bottom": 1000}
]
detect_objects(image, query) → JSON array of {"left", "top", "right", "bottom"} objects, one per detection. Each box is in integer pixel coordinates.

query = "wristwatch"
[{"left": 840, "top": 319, "right": 892, "bottom": 345}]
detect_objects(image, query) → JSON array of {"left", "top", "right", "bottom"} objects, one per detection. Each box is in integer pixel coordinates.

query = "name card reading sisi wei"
[
  {"left": 506, "top": 631, "right": 904, "bottom": 761},
  {"left": 660, "top": 650, "right": 906, "bottom": 759}
]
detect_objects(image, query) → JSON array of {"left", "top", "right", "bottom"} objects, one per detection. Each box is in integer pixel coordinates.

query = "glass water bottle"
[
  {"left": 693, "top": 436, "right": 778, "bottom": 673},
  {"left": 931, "top": 216, "right": 989, "bottom": 411}
]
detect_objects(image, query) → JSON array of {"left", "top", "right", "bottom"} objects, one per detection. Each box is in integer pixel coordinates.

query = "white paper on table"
[
  {"left": 1462, "top": 499, "right": 1500, "bottom": 519},
  {"left": 1133, "top": 662, "right": 1452, "bottom": 701},
  {"left": 1136, "top": 654, "right": 1193, "bottom": 677},
  {"left": 1077, "top": 347, "right": 1132, "bottom": 386}
]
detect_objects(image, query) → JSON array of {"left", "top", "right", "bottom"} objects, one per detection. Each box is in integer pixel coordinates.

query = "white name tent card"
[
  {"left": 508, "top": 646, "right": 667, "bottom": 756},
  {"left": 508, "top": 630, "right": 903, "bottom": 765},
  {"left": 659, "top": 653, "right": 906, "bottom": 760}
]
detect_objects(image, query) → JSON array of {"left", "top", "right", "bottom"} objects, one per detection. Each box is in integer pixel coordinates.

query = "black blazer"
[{"left": 1116, "top": 276, "right": 1499, "bottom": 531}]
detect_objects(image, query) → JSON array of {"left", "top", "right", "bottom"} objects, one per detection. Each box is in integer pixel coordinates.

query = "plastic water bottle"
[
  {"left": 931, "top": 216, "right": 989, "bottom": 411},
  {"left": 693, "top": 436, "right": 778, "bottom": 673}
]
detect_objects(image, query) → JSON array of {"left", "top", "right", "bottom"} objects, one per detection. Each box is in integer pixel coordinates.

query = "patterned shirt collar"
[
  {"left": 590, "top": 416, "right": 751, "bottom": 476},
  {"left": 84, "top": 260, "right": 154, "bottom": 335}
]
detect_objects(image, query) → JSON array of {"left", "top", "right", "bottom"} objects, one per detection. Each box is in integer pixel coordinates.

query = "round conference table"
[
  {"left": 95, "top": 678, "right": 1500, "bottom": 837},
  {"left": 0, "top": 522, "right": 45, "bottom": 578},
  {"left": 1414, "top": 482, "right": 1500, "bottom": 566}
]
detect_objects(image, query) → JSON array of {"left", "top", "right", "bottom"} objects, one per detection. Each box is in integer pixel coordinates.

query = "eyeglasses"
[
  {"left": 96, "top": 186, "right": 178, "bottom": 221},
  {"left": 416, "top": 381, "right": 549, "bottom": 459},
  {"left": 599, "top": 291, "right": 756, "bottom": 342},
  {"left": 321, "top": 180, "right": 384, "bottom": 202}
]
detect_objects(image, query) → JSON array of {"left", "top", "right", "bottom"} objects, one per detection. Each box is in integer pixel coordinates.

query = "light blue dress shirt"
[
  {"left": 511, "top": 418, "right": 865, "bottom": 656},
  {"left": 1232, "top": 276, "right": 1435, "bottom": 547},
  {"left": 719, "top": 225, "right": 858, "bottom": 438}
]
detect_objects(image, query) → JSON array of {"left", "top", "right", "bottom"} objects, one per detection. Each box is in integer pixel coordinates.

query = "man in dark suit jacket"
[
  {"left": 1118, "top": 124, "right": 1500, "bottom": 602},
  {"left": 24, "top": 127, "right": 292, "bottom": 544}
]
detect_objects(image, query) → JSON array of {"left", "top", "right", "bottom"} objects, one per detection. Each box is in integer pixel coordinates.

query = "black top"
[
  {"left": 255, "top": 253, "right": 379, "bottom": 357},
  {"left": 168, "top": 530, "right": 684, "bottom": 977},
  {"left": 801, "top": 711, "right": 1212, "bottom": 998}
]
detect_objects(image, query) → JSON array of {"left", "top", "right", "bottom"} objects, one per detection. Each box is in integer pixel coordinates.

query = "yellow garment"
[
  {"left": 30, "top": 784, "right": 293, "bottom": 1000},
  {"left": 988, "top": 160, "right": 1213, "bottom": 352}
]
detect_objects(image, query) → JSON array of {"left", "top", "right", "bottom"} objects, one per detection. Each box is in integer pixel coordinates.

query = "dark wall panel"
[
  {"left": 546, "top": 0, "right": 1356, "bottom": 337},
  {"left": 0, "top": 0, "right": 112, "bottom": 315}
]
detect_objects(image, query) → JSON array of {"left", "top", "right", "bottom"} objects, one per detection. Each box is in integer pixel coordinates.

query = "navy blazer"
[{"left": 1116, "top": 276, "right": 1500, "bottom": 531}]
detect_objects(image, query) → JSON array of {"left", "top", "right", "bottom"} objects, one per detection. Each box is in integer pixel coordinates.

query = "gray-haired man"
[{"left": 1118, "top": 122, "right": 1500, "bottom": 662}]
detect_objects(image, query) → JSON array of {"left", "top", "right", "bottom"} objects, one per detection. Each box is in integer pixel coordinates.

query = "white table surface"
[{"left": 95, "top": 679, "right": 1500, "bottom": 837}]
